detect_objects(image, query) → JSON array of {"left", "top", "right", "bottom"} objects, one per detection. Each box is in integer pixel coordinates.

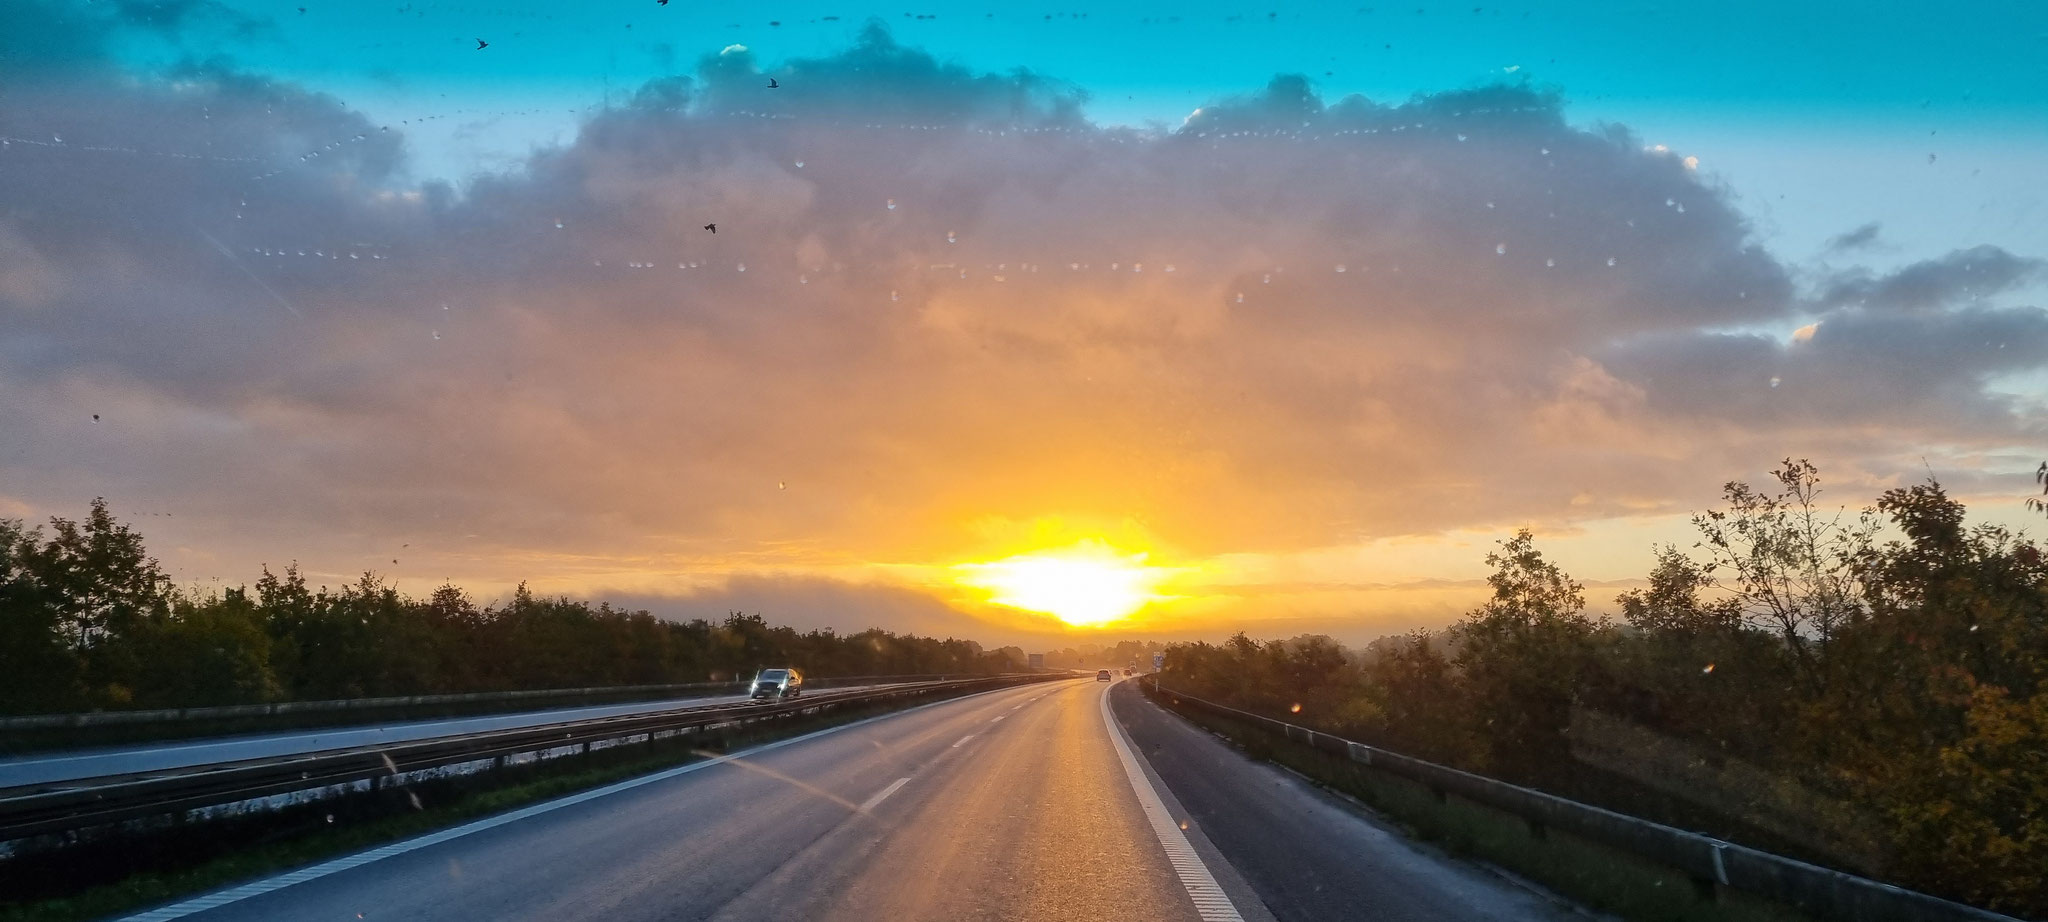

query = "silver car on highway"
[{"left": 750, "top": 668, "right": 804, "bottom": 701}]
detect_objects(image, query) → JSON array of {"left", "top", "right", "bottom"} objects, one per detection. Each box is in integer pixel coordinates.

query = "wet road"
[{"left": 119, "top": 679, "right": 1582, "bottom": 922}]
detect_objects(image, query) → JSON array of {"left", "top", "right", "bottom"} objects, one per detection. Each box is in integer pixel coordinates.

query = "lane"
[
  {"left": 0, "top": 686, "right": 886, "bottom": 788},
  {"left": 1108, "top": 681, "right": 1584, "bottom": 922},
  {"left": 133, "top": 678, "right": 1226, "bottom": 922}
]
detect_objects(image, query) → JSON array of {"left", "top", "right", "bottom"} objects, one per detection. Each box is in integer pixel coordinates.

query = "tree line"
[
  {"left": 0, "top": 501, "right": 1024, "bottom": 715},
  {"left": 1162, "top": 461, "right": 2048, "bottom": 916}
]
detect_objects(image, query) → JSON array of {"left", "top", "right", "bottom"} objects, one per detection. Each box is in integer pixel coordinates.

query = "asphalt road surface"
[
  {"left": 0, "top": 687, "right": 884, "bottom": 789},
  {"left": 119, "top": 679, "right": 1583, "bottom": 922}
]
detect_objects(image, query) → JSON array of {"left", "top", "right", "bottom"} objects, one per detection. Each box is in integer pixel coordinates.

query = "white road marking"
[
  {"left": 990, "top": 714, "right": 1006, "bottom": 722},
  {"left": 1099, "top": 683, "right": 1248, "bottom": 922},
  {"left": 859, "top": 776, "right": 911, "bottom": 811},
  {"left": 952, "top": 735, "right": 975, "bottom": 748},
  {"left": 117, "top": 686, "right": 1028, "bottom": 921}
]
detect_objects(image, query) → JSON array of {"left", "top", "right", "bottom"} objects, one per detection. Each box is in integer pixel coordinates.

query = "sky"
[{"left": 2, "top": 0, "right": 2045, "bottom": 648}]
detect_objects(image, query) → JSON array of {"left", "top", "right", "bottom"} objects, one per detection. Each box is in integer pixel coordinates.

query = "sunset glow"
[{"left": 952, "top": 542, "right": 1173, "bottom": 627}]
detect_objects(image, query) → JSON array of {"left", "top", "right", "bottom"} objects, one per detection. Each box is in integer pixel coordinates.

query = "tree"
[
  {"left": 1618, "top": 545, "right": 1739, "bottom": 635},
  {"left": 1452, "top": 530, "right": 1595, "bottom": 778},
  {"left": 1690, "top": 459, "right": 1877, "bottom": 688},
  {"left": 2027, "top": 461, "right": 2046, "bottom": 520},
  {"left": 0, "top": 517, "right": 84, "bottom": 712}
]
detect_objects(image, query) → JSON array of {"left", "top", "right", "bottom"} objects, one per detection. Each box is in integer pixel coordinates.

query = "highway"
[
  {"left": 119, "top": 679, "right": 1582, "bottom": 922},
  {"left": 0, "top": 687, "right": 881, "bottom": 789}
]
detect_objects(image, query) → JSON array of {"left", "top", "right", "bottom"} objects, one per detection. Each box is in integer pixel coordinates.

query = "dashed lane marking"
[{"left": 860, "top": 777, "right": 911, "bottom": 812}]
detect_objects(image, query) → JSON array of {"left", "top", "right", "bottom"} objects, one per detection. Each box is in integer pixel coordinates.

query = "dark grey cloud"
[
  {"left": 602, "top": 575, "right": 1037, "bottom": 644},
  {"left": 1824, "top": 221, "right": 1882, "bottom": 253},
  {"left": 1818, "top": 245, "right": 2045, "bottom": 314},
  {"left": 1601, "top": 303, "right": 2048, "bottom": 438}
]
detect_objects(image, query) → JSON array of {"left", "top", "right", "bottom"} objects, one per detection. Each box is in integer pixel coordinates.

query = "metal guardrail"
[
  {"left": 1141, "top": 677, "right": 2019, "bottom": 922},
  {"left": 0, "top": 674, "right": 1065, "bottom": 843},
  {"left": 0, "top": 673, "right": 996, "bottom": 730}
]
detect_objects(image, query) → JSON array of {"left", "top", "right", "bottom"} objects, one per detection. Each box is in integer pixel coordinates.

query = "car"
[
  {"left": 750, "top": 667, "right": 804, "bottom": 700},
  {"left": 1096, "top": 669, "right": 1112, "bottom": 682}
]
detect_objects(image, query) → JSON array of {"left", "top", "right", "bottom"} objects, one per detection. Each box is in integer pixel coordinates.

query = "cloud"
[
  {"left": 1818, "top": 245, "right": 2045, "bottom": 314},
  {"left": 1824, "top": 221, "right": 1882, "bottom": 253},
  {"left": 1, "top": 16, "right": 2043, "bottom": 639},
  {"left": 601, "top": 574, "right": 1003, "bottom": 641},
  {"left": 109, "top": 0, "right": 271, "bottom": 39}
]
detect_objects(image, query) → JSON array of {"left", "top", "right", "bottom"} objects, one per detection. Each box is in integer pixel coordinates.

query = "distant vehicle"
[
  {"left": 1096, "top": 669, "right": 1112, "bottom": 682},
  {"left": 1122, "top": 668, "right": 1132, "bottom": 677},
  {"left": 750, "top": 668, "right": 804, "bottom": 700}
]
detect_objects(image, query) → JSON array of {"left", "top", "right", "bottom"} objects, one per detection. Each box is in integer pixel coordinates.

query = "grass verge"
[
  {"left": 1153, "top": 695, "right": 1819, "bottom": 922},
  {"left": 0, "top": 687, "right": 992, "bottom": 922}
]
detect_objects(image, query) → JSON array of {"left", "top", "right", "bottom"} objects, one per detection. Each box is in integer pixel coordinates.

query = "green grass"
[
  {"left": 0, "top": 690, "right": 965, "bottom": 922},
  {"left": 1164, "top": 703, "right": 1818, "bottom": 922}
]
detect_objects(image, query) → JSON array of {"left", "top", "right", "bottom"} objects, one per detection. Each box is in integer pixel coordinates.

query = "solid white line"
[
  {"left": 859, "top": 777, "right": 911, "bottom": 811},
  {"left": 952, "top": 735, "right": 975, "bottom": 748},
  {"left": 117, "top": 684, "right": 1033, "bottom": 921},
  {"left": 1099, "top": 683, "right": 1247, "bottom": 922}
]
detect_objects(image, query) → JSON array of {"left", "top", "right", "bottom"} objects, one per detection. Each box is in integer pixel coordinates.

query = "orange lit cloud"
[{"left": 2, "top": 24, "right": 2045, "bottom": 644}]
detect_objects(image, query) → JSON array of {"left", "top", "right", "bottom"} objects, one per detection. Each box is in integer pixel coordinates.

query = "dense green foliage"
[
  {"left": 0, "top": 501, "right": 1020, "bottom": 715},
  {"left": 1163, "top": 461, "right": 2048, "bottom": 916}
]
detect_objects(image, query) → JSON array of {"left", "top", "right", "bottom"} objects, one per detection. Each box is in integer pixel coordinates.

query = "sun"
[{"left": 952, "top": 540, "right": 1171, "bottom": 627}]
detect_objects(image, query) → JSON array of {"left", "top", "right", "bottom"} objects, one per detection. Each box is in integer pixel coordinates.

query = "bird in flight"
[
  {"left": 767, "top": 78, "right": 779, "bottom": 88},
  {"left": 476, "top": 38, "right": 489, "bottom": 50},
  {"left": 657, "top": 0, "right": 669, "bottom": 5},
  {"left": 704, "top": 223, "right": 717, "bottom": 233}
]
